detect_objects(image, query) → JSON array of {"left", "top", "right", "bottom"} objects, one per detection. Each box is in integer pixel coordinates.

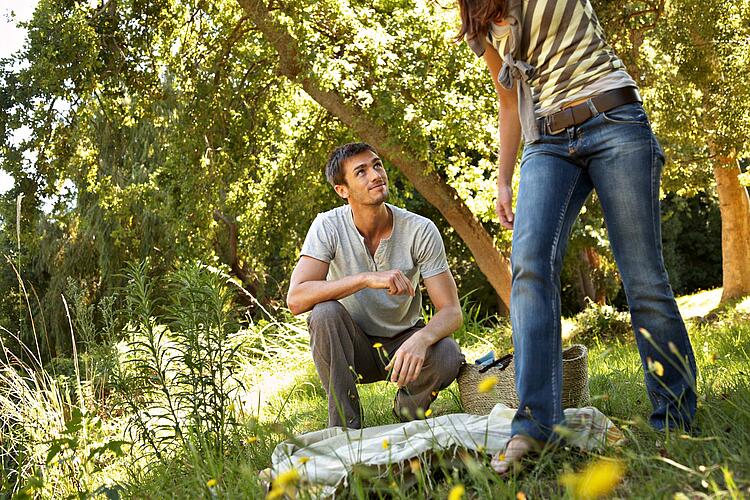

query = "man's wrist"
[
  {"left": 411, "top": 328, "right": 435, "bottom": 348},
  {"left": 358, "top": 272, "right": 371, "bottom": 289}
]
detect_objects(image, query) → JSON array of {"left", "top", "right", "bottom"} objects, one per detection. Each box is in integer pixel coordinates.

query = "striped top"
[{"left": 468, "top": 0, "right": 636, "bottom": 138}]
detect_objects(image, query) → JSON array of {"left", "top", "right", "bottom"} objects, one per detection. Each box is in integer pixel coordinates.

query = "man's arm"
[
  {"left": 286, "top": 256, "right": 415, "bottom": 315},
  {"left": 386, "top": 270, "right": 463, "bottom": 387}
]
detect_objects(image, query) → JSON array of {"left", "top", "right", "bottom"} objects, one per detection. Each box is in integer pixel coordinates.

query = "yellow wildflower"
[
  {"left": 425, "top": 409, "right": 433, "bottom": 417},
  {"left": 477, "top": 375, "right": 499, "bottom": 393},
  {"left": 206, "top": 478, "right": 218, "bottom": 488},
  {"left": 373, "top": 342, "right": 383, "bottom": 349},
  {"left": 448, "top": 484, "right": 465, "bottom": 500},
  {"left": 246, "top": 436, "right": 258, "bottom": 445},
  {"left": 559, "top": 458, "right": 625, "bottom": 499},
  {"left": 516, "top": 492, "right": 527, "bottom": 500},
  {"left": 409, "top": 458, "right": 421, "bottom": 473},
  {"left": 647, "top": 357, "right": 665, "bottom": 377},
  {"left": 273, "top": 468, "right": 300, "bottom": 488},
  {"left": 382, "top": 438, "right": 390, "bottom": 449},
  {"left": 298, "top": 456, "right": 310, "bottom": 465},
  {"left": 267, "top": 468, "right": 300, "bottom": 500},
  {"left": 266, "top": 489, "right": 283, "bottom": 500}
]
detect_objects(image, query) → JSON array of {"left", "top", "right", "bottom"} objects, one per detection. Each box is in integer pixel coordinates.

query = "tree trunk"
[
  {"left": 712, "top": 155, "right": 750, "bottom": 302},
  {"left": 237, "top": 0, "right": 513, "bottom": 310},
  {"left": 213, "top": 210, "right": 262, "bottom": 310},
  {"left": 574, "top": 247, "right": 607, "bottom": 308}
]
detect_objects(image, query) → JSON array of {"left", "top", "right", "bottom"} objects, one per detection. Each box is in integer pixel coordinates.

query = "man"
[{"left": 287, "top": 142, "right": 465, "bottom": 429}]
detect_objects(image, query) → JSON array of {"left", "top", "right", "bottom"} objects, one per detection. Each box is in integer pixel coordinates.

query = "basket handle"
[{"left": 478, "top": 353, "right": 513, "bottom": 373}]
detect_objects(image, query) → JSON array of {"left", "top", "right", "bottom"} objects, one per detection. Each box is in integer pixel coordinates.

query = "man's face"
[{"left": 334, "top": 150, "right": 389, "bottom": 206}]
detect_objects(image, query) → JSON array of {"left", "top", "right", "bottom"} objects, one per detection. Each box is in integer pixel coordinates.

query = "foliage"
[
  {"left": 0, "top": 317, "right": 124, "bottom": 498},
  {"left": 661, "top": 193, "right": 722, "bottom": 294},
  {"left": 568, "top": 300, "right": 633, "bottom": 345},
  {"left": 1, "top": 252, "right": 750, "bottom": 497},
  {"left": 0, "top": 0, "right": 738, "bottom": 357},
  {"left": 116, "top": 261, "right": 244, "bottom": 462}
]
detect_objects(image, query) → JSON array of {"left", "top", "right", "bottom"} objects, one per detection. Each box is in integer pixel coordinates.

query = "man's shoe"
[{"left": 392, "top": 388, "right": 439, "bottom": 423}]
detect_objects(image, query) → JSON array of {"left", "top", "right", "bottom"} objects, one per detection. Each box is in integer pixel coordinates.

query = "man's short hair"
[{"left": 325, "top": 142, "right": 378, "bottom": 187}]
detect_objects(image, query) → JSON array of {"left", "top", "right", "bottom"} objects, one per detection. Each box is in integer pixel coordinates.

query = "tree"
[
  {"left": 235, "top": 0, "right": 513, "bottom": 311},
  {"left": 650, "top": 0, "right": 750, "bottom": 302}
]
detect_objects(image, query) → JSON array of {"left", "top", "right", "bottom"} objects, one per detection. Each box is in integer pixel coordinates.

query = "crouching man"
[{"left": 287, "top": 142, "right": 465, "bottom": 429}]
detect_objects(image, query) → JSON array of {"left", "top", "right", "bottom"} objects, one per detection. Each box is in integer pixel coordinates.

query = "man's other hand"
[
  {"left": 366, "top": 270, "right": 415, "bottom": 296},
  {"left": 385, "top": 335, "right": 428, "bottom": 387}
]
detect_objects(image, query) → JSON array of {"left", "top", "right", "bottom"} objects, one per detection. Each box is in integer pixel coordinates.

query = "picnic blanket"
[{"left": 265, "top": 404, "right": 624, "bottom": 496}]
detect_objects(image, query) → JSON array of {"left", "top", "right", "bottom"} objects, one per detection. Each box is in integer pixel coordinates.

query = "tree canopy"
[{"left": 1, "top": 0, "right": 747, "bottom": 356}]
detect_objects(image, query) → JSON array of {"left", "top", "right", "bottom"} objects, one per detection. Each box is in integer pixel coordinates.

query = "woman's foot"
[{"left": 491, "top": 434, "right": 545, "bottom": 475}]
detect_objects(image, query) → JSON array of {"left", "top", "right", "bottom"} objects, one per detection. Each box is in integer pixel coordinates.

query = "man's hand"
[
  {"left": 366, "top": 270, "right": 415, "bottom": 296},
  {"left": 385, "top": 335, "right": 428, "bottom": 387},
  {"left": 496, "top": 183, "right": 514, "bottom": 230}
]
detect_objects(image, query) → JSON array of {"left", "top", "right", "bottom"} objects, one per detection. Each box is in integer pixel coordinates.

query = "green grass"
[{"left": 2, "top": 287, "right": 750, "bottom": 499}]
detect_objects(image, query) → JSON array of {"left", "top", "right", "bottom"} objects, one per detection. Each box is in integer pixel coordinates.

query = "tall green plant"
[{"left": 117, "top": 261, "right": 243, "bottom": 468}]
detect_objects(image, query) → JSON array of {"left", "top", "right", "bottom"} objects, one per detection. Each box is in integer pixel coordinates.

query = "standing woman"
[{"left": 455, "top": 0, "right": 698, "bottom": 472}]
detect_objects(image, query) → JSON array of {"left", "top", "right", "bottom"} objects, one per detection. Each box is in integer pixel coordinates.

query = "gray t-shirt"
[{"left": 300, "top": 203, "right": 450, "bottom": 338}]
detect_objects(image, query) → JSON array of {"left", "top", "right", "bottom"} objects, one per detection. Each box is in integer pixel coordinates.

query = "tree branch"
[{"left": 236, "top": 0, "right": 513, "bottom": 310}]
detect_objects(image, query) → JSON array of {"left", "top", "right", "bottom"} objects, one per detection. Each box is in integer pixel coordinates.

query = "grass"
[{"left": 2, "top": 284, "right": 750, "bottom": 499}]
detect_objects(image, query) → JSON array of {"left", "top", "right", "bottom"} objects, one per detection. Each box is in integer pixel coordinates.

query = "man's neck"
[{"left": 351, "top": 202, "right": 392, "bottom": 242}]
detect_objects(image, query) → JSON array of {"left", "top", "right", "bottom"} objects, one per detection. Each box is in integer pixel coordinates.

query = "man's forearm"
[
  {"left": 287, "top": 273, "right": 369, "bottom": 315},
  {"left": 413, "top": 305, "right": 463, "bottom": 347}
]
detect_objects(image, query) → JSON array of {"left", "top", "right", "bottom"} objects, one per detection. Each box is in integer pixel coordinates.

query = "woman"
[{"left": 455, "top": 0, "right": 698, "bottom": 473}]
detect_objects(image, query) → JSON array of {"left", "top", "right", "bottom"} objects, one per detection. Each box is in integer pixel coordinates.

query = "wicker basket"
[{"left": 457, "top": 344, "right": 590, "bottom": 415}]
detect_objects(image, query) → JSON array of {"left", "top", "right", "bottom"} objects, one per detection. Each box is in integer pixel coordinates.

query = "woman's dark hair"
[{"left": 454, "top": 0, "right": 507, "bottom": 45}]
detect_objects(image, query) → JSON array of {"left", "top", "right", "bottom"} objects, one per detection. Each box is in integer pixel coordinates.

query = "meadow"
[{"left": 1, "top": 264, "right": 749, "bottom": 499}]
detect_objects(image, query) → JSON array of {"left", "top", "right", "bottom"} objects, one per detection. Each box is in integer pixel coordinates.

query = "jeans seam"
[
  {"left": 548, "top": 168, "right": 581, "bottom": 423},
  {"left": 649, "top": 135, "right": 669, "bottom": 293}
]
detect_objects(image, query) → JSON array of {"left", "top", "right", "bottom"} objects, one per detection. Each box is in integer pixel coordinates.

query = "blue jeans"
[{"left": 510, "top": 101, "right": 698, "bottom": 441}]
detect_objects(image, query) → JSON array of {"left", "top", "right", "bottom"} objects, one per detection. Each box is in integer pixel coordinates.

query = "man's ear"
[{"left": 334, "top": 184, "right": 348, "bottom": 200}]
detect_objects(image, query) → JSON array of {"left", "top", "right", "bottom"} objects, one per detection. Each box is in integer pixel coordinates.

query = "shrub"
[
  {"left": 568, "top": 300, "right": 632, "bottom": 345},
  {"left": 116, "top": 261, "right": 245, "bottom": 466}
]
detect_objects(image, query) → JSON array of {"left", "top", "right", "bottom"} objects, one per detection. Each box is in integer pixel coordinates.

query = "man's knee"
[
  {"left": 429, "top": 337, "right": 464, "bottom": 381},
  {"left": 307, "top": 300, "right": 348, "bottom": 330},
  {"left": 307, "top": 301, "right": 356, "bottom": 356}
]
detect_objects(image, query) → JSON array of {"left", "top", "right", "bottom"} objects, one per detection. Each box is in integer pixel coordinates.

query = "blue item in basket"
[{"left": 474, "top": 351, "right": 495, "bottom": 368}]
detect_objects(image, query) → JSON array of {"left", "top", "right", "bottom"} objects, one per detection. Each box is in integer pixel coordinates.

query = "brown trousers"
[{"left": 307, "top": 300, "right": 464, "bottom": 429}]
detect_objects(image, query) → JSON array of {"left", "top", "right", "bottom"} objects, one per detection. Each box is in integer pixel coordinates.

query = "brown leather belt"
[{"left": 540, "top": 86, "right": 642, "bottom": 135}]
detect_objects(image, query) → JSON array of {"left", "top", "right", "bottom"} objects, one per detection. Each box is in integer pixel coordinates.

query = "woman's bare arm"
[{"left": 483, "top": 42, "right": 522, "bottom": 230}]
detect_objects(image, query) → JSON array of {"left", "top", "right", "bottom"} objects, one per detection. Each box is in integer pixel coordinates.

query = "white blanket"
[{"left": 267, "top": 404, "right": 623, "bottom": 496}]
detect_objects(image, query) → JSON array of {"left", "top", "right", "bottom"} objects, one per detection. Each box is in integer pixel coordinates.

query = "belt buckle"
[
  {"left": 548, "top": 123, "right": 566, "bottom": 135},
  {"left": 547, "top": 118, "right": 566, "bottom": 136},
  {"left": 547, "top": 108, "right": 572, "bottom": 135}
]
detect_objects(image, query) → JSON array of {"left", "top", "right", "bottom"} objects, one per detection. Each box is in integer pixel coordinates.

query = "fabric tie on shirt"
[
  {"left": 497, "top": 52, "right": 539, "bottom": 142},
  {"left": 500, "top": 0, "right": 541, "bottom": 143}
]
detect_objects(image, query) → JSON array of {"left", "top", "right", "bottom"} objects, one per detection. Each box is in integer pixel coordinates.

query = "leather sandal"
[{"left": 491, "top": 434, "right": 545, "bottom": 475}]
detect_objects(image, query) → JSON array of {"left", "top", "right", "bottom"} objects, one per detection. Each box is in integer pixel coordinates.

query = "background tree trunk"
[
  {"left": 237, "top": 0, "right": 513, "bottom": 310},
  {"left": 574, "top": 247, "right": 607, "bottom": 308},
  {"left": 712, "top": 155, "right": 750, "bottom": 302}
]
